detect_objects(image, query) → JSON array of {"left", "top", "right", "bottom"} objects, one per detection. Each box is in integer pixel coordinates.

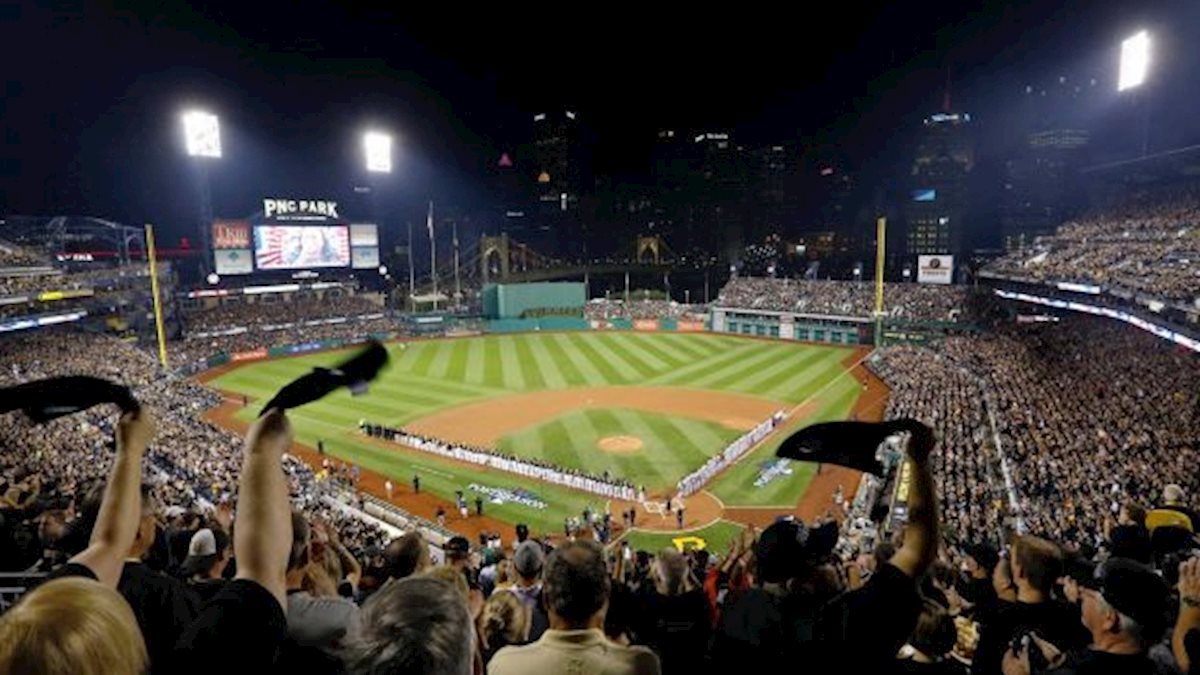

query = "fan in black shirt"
[
  {"left": 973, "top": 535, "right": 1089, "bottom": 675},
  {"left": 1001, "top": 558, "right": 1171, "bottom": 675}
]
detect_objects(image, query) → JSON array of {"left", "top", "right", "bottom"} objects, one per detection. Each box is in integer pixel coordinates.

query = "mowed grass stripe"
[
  {"left": 524, "top": 336, "right": 570, "bottom": 389},
  {"left": 444, "top": 339, "right": 470, "bottom": 382},
  {"left": 596, "top": 334, "right": 666, "bottom": 376},
  {"left": 427, "top": 339, "right": 456, "bottom": 379},
  {"left": 481, "top": 338, "right": 505, "bottom": 388},
  {"left": 720, "top": 345, "right": 835, "bottom": 393},
  {"left": 538, "top": 335, "right": 590, "bottom": 386},
  {"left": 753, "top": 350, "right": 846, "bottom": 400},
  {"left": 577, "top": 334, "right": 651, "bottom": 380},
  {"left": 408, "top": 342, "right": 440, "bottom": 377},
  {"left": 649, "top": 341, "right": 772, "bottom": 386},
  {"left": 497, "top": 336, "right": 528, "bottom": 390},
  {"left": 388, "top": 343, "right": 424, "bottom": 370},
  {"left": 367, "top": 381, "right": 475, "bottom": 408},
  {"left": 618, "top": 333, "right": 685, "bottom": 370},
  {"left": 691, "top": 344, "right": 795, "bottom": 389},
  {"left": 464, "top": 338, "right": 487, "bottom": 387},
  {"left": 564, "top": 334, "right": 634, "bottom": 382},
  {"left": 763, "top": 355, "right": 847, "bottom": 401},
  {"left": 657, "top": 334, "right": 720, "bottom": 360},
  {"left": 642, "top": 416, "right": 712, "bottom": 467},
  {"left": 551, "top": 334, "right": 609, "bottom": 385},
  {"left": 512, "top": 335, "right": 548, "bottom": 389}
]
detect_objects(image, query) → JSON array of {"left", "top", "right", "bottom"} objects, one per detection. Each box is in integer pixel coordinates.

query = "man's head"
[
  {"left": 1163, "top": 484, "right": 1186, "bottom": 506},
  {"left": 512, "top": 541, "right": 545, "bottom": 584},
  {"left": 384, "top": 532, "right": 430, "bottom": 581},
  {"left": 1079, "top": 558, "right": 1170, "bottom": 650},
  {"left": 287, "top": 511, "right": 311, "bottom": 573},
  {"left": 543, "top": 540, "right": 610, "bottom": 630},
  {"left": 181, "top": 528, "right": 232, "bottom": 579},
  {"left": 654, "top": 548, "right": 690, "bottom": 596},
  {"left": 344, "top": 577, "right": 472, "bottom": 675},
  {"left": 1119, "top": 502, "right": 1147, "bottom": 527},
  {"left": 443, "top": 536, "right": 470, "bottom": 568},
  {"left": 1010, "top": 535, "right": 1063, "bottom": 596}
]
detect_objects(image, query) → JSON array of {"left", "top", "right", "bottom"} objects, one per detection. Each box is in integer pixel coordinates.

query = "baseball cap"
[
  {"left": 1080, "top": 557, "right": 1170, "bottom": 640},
  {"left": 513, "top": 540, "right": 545, "bottom": 578},
  {"left": 444, "top": 536, "right": 470, "bottom": 559},
  {"left": 181, "top": 528, "right": 229, "bottom": 577}
]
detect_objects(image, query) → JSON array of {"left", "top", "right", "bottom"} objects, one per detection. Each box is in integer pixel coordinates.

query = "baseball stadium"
[{"left": 198, "top": 281, "right": 886, "bottom": 553}]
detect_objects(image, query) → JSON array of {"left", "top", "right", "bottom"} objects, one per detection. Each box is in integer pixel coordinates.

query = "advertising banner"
[
  {"left": 231, "top": 348, "right": 268, "bottom": 362},
  {"left": 212, "top": 221, "right": 251, "bottom": 249},
  {"left": 254, "top": 226, "right": 350, "bottom": 270},
  {"left": 917, "top": 255, "right": 953, "bottom": 284},
  {"left": 214, "top": 249, "right": 253, "bottom": 275},
  {"left": 633, "top": 319, "right": 658, "bottom": 331},
  {"left": 676, "top": 320, "right": 706, "bottom": 332},
  {"left": 350, "top": 224, "right": 379, "bottom": 247},
  {"left": 351, "top": 246, "right": 380, "bottom": 269}
]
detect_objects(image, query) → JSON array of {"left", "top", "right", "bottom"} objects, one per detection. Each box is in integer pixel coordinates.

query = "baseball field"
[{"left": 204, "top": 332, "right": 874, "bottom": 544}]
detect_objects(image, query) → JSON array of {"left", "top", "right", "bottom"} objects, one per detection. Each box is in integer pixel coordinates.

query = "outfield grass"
[
  {"left": 496, "top": 409, "right": 741, "bottom": 492},
  {"left": 208, "top": 333, "right": 863, "bottom": 525}
]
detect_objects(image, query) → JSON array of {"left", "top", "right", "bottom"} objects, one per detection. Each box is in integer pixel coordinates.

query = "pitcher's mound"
[{"left": 598, "top": 435, "right": 644, "bottom": 453}]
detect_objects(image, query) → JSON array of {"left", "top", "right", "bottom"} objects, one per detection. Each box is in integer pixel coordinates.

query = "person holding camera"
[{"left": 1001, "top": 557, "right": 1170, "bottom": 675}]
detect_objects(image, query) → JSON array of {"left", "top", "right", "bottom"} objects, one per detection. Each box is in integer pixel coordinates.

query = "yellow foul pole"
[{"left": 145, "top": 224, "right": 169, "bottom": 368}]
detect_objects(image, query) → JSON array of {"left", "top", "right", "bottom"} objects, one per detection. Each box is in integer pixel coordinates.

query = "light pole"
[
  {"left": 181, "top": 110, "right": 221, "bottom": 275},
  {"left": 362, "top": 130, "right": 394, "bottom": 294},
  {"left": 1117, "top": 30, "right": 1152, "bottom": 156}
]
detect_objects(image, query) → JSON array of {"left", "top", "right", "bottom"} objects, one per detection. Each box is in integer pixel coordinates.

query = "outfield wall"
[
  {"left": 482, "top": 282, "right": 586, "bottom": 319},
  {"left": 711, "top": 307, "right": 873, "bottom": 345}
]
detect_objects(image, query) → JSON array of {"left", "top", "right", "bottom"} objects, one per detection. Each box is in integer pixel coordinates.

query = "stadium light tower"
[
  {"left": 1118, "top": 30, "right": 1151, "bottom": 92},
  {"left": 181, "top": 109, "right": 221, "bottom": 275},
  {"left": 182, "top": 110, "right": 222, "bottom": 158},
  {"left": 363, "top": 131, "right": 393, "bottom": 173}
]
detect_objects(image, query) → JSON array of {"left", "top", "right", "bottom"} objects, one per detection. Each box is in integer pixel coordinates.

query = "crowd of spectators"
[
  {"left": 3, "top": 313, "right": 1200, "bottom": 673},
  {"left": 0, "top": 330, "right": 392, "bottom": 570},
  {"left": 183, "top": 294, "right": 385, "bottom": 333},
  {"left": 361, "top": 423, "right": 638, "bottom": 501},
  {"left": 0, "top": 240, "right": 48, "bottom": 267},
  {"left": 584, "top": 298, "right": 707, "bottom": 321},
  {"left": 870, "top": 345, "right": 1003, "bottom": 547},
  {"left": 717, "top": 277, "right": 968, "bottom": 321},
  {"left": 987, "top": 183, "right": 1200, "bottom": 305},
  {"left": 174, "top": 294, "right": 395, "bottom": 365}
]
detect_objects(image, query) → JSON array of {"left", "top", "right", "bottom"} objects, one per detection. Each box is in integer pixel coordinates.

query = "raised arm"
[
  {"left": 1174, "top": 557, "right": 1200, "bottom": 673},
  {"left": 887, "top": 420, "right": 939, "bottom": 579},
  {"left": 234, "top": 409, "right": 294, "bottom": 607},
  {"left": 70, "top": 407, "right": 155, "bottom": 586}
]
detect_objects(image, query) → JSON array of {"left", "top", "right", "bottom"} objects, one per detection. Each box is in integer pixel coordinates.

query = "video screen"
[{"left": 254, "top": 226, "right": 350, "bottom": 270}]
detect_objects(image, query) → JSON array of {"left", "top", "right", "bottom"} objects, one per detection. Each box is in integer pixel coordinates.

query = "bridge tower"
[
  {"left": 636, "top": 235, "right": 665, "bottom": 264},
  {"left": 480, "top": 234, "right": 511, "bottom": 284}
]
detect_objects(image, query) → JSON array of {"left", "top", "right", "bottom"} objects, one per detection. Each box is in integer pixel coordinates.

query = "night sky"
[{"left": 3, "top": 1, "right": 1197, "bottom": 246}]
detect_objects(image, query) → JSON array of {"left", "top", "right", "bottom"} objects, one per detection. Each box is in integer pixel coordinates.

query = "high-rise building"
[
  {"left": 525, "top": 110, "right": 593, "bottom": 256},
  {"left": 905, "top": 110, "right": 975, "bottom": 258},
  {"left": 690, "top": 132, "right": 747, "bottom": 260},
  {"left": 1000, "top": 75, "right": 1098, "bottom": 251}
]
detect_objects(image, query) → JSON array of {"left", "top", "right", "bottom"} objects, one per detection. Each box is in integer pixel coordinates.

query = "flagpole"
[
  {"left": 407, "top": 221, "right": 415, "bottom": 312},
  {"left": 428, "top": 200, "right": 438, "bottom": 311}
]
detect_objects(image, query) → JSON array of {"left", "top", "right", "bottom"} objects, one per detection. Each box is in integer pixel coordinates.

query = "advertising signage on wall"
[
  {"left": 262, "top": 198, "right": 340, "bottom": 222},
  {"left": 917, "top": 255, "right": 954, "bottom": 284}
]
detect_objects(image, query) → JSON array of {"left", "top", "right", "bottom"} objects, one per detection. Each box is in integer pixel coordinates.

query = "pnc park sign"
[{"left": 262, "top": 198, "right": 340, "bottom": 221}]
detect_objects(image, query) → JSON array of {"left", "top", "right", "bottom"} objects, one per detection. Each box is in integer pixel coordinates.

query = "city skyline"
[{"left": 4, "top": 1, "right": 1198, "bottom": 263}]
